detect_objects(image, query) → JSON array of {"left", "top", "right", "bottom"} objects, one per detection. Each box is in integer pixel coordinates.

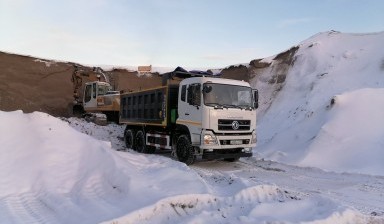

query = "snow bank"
[
  {"left": 0, "top": 110, "right": 207, "bottom": 223},
  {"left": 300, "top": 88, "right": 384, "bottom": 175},
  {"left": 255, "top": 31, "right": 384, "bottom": 176},
  {"left": 1, "top": 110, "right": 373, "bottom": 223},
  {"left": 64, "top": 117, "right": 125, "bottom": 150},
  {"left": 105, "top": 186, "right": 369, "bottom": 224}
]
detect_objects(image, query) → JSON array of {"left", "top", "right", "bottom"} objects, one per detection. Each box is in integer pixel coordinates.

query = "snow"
[
  {"left": 0, "top": 111, "right": 207, "bottom": 223},
  {"left": 254, "top": 31, "right": 384, "bottom": 175},
  {"left": 34, "top": 59, "right": 55, "bottom": 67},
  {"left": 1, "top": 111, "right": 383, "bottom": 223},
  {"left": 1, "top": 31, "right": 384, "bottom": 223},
  {"left": 300, "top": 88, "right": 384, "bottom": 175}
]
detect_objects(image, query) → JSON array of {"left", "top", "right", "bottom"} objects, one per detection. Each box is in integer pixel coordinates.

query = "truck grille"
[{"left": 218, "top": 119, "right": 250, "bottom": 131}]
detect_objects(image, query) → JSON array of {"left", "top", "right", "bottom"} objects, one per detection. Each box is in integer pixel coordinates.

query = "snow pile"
[
  {"left": 63, "top": 117, "right": 126, "bottom": 150},
  {"left": 1, "top": 110, "right": 375, "bottom": 223},
  {"left": 254, "top": 31, "right": 384, "bottom": 175},
  {"left": 0, "top": 110, "right": 207, "bottom": 223},
  {"left": 300, "top": 88, "right": 384, "bottom": 174},
  {"left": 105, "top": 186, "right": 365, "bottom": 224}
]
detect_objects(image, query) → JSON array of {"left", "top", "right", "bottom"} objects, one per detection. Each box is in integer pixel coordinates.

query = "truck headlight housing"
[
  {"left": 251, "top": 131, "right": 257, "bottom": 144},
  {"left": 204, "top": 133, "right": 218, "bottom": 145}
]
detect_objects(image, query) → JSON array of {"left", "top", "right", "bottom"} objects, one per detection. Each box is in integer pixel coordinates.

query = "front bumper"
[
  {"left": 202, "top": 149, "right": 252, "bottom": 160},
  {"left": 200, "top": 130, "right": 257, "bottom": 150}
]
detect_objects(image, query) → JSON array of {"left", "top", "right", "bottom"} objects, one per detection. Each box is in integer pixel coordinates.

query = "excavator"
[{"left": 71, "top": 65, "right": 120, "bottom": 125}]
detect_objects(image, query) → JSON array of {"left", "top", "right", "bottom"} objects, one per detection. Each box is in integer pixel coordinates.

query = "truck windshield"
[{"left": 203, "top": 83, "right": 253, "bottom": 108}]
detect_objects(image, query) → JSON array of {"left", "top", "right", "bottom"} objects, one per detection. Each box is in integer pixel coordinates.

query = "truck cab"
[
  {"left": 174, "top": 76, "right": 258, "bottom": 163},
  {"left": 120, "top": 67, "right": 258, "bottom": 165}
]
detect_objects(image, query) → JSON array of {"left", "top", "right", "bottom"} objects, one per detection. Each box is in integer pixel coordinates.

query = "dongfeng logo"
[{"left": 232, "top": 121, "right": 239, "bottom": 130}]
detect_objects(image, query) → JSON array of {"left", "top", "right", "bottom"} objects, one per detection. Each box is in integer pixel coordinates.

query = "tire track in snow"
[
  {"left": 192, "top": 157, "right": 384, "bottom": 218},
  {"left": 0, "top": 192, "right": 61, "bottom": 224},
  {"left": 103, "top": 185, "right": 301, "bottom": 224}
]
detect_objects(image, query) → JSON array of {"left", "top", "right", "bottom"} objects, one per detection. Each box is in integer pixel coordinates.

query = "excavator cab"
[
  {"left": 82, "top": 81, "right": 120, "bottom": 124},
  {"left": 83, "top": 81, "right": 112, "bottom": 109},
  {"left": 71, "top": 65, "right": 120, "bottom": 124}
]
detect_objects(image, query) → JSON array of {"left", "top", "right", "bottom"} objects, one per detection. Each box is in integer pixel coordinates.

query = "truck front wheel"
[{"left": 176, "top": 135, "right": 195, "bottom": 165}]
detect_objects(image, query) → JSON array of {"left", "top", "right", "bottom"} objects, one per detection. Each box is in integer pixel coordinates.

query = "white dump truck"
[{"left": 120, "top": 67, "right": 258, "bottom": 165}]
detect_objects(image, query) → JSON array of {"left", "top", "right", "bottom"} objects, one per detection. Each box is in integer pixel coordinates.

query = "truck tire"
[
  {"left": 176, "top": 135, "right": 195, "bottom": 165},
  {"left": 135, "top": 130, "right": 146, "bottom": 153},
  {"left": 124, "top": 129, "right": 135, "bottom": 150}
]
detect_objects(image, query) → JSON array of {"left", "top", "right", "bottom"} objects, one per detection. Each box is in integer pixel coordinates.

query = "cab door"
[
  {"left": 177, "top": 81, "right": 202, "bottom": 145},
  {"left": 83, "top": 82, "right": 97, "bottom": 110}
]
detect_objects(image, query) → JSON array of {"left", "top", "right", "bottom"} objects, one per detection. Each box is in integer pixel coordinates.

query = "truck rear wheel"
[
  {"left": 176, "top": 135, "right": 195, "bottom": 165},
  {"left": 124, "top": 129, "right": 135, "bottom": 150},
  {"left": 135, "top": 130, "right": 146, "bottom": 153}
]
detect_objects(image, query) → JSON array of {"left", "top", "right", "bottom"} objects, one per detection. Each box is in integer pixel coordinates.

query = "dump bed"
[{"left": 120, "top": 85, "right": 179, "bottom": 127}]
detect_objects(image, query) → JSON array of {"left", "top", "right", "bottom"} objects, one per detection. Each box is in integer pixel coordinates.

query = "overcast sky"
[{"left": 1, "top": 0, "right": 383, "bottom": 68}]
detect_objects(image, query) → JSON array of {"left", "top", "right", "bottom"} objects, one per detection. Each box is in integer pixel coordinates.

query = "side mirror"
[{"left": 252, "top": 89, "right": 259, "bottom": 109}]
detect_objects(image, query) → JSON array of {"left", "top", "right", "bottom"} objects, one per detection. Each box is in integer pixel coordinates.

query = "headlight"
[
  {"left": 204, "top": 134, "right": 218, "bottom": 145},
  {"left": 251, "top": 131, "right": 257, "bottom": 144}
]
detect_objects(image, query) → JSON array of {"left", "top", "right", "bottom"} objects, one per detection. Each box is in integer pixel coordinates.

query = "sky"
[{"left": 1, "top": 0, "right": 384, "bottom": 68}]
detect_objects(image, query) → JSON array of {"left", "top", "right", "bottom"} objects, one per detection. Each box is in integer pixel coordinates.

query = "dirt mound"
[
  {"left": 0, "top": 52, "right": 163, "bottom": 117},
  {"left": 0, "top": 52, "right": 75, "bottom": 116},
  {"left": 1, "top": 51, "right": 289, "bottom": 117}
]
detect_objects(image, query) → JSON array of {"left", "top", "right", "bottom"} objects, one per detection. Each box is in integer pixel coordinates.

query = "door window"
[
  {"left": 92, "top": 83, "right": 97, "bottom": 98},
  {"left": 187, "top": 84, "right": 201, "bottom": 106},
  {"left": 84, "top": 85, "right": 92, "bottom": 103},
  {"left": 181, "top": 85, "right": 186, "bottom": 102}
]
